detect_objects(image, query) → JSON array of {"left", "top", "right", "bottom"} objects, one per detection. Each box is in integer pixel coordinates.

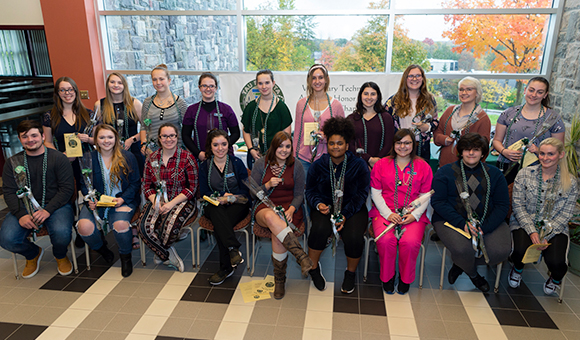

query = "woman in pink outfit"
[{"left": 370, "top": 129, "right": 433, "bottom": 294}]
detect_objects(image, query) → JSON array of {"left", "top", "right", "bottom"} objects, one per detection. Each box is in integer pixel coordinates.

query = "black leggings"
[
  {"left": 511, "top": 228, "right": 568, "bottom": 281},
  {"left": 308, "top": 206, "right": 368, "bottom": 259}
]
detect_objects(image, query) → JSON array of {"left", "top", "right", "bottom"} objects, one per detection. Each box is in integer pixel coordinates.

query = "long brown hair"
[
  {"left": 101, "top": 72, "right": 138, "bottom": 125},
  {"left": 392, "top": 65, "right": 434, "bottom": 118},
  {"left": 93, "top": 124, "right": 130, "bottom": 186},
  {"left": 265, "top": 131, "right": 295, "bottom": 166},
  {"left": 205, "top": 129, "right": 229, "bottom": 158},
  {"left": 50, "top": 77, "right": 90, "bottom": 132}
]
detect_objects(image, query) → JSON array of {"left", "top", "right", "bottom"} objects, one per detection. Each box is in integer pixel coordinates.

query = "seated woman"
[
  {"left": 77, "top": 124, "right": 140, "bottom": 277},
  {"left": 138, "top": 123, "right": 198, "bottom": 272},
  {"left": 431, "top": 133, "right": 510, "bottom": 292},
  {"left": 370, "top": 129, "right": 433, "bottom": 294},
  {"left": 251, "top": 131, "right": 312, "bottom": 299},
  {"left": 509, "top": 138, "right": 578, "bottom": 295},
  {"left": 199, "top": 129, "right": 251, "bottom": 285},
  {"left": 306, "top": 117, "right": 370, "bottom": 294}
]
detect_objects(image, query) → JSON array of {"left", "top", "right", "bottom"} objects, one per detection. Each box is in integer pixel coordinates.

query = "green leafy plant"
[
  {"left": 566, "top": 112, "right": 580, "bottom": 178},
  {"left": 570, "top": 199, "right": 580, "bottom": 245}
]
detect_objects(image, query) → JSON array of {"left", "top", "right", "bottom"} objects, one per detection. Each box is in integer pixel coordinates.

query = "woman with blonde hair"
[
  {"left": 385, "top": 64, "right": 438, "bottom": 160},
  {"left": 508, "top": 137, "right": 577, "bottom": 295}
]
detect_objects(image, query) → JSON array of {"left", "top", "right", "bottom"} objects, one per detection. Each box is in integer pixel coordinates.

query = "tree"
[
  {"left": 443, "top": 0, "right": 550, "bottom": 103},
  {"left": 320, "top": 39, "right": 340, "bottom": 70},
  {"left": 480, "top": 79, "right": 512, "bottom": 109}
]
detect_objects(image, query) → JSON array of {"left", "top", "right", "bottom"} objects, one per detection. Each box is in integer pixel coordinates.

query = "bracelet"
[{"left": 499, "top": 148, "right": 505, "bottom": 156}]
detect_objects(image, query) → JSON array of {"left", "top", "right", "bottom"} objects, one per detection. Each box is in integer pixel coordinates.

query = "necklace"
[
  {"left": 194, "top": 100, "right": 222, "bottom": 150},
  {"left": 251, "top": 96, "right": 276, "bottom": 153},
  {"left": 503, "top": 104, "right": 545, "bottom": 158},
  {"left": 394, "top": 157, "right": 414, "bottom": 212},
  {"left": 443, "top": 104, "right": 478, "bottom": 136},
  {"left": 144, "top": 92, "right": 182, "bottom": 140},
  {"left": 114, "top": 103, "right": 130, "bottom": 140},
  {"left": 534, "top": 165, "right": 560, "bottom": 227},
  {"left": 97, "top": 153, "right": 116, "bottom": 229},
  {"left": 460, "top": 160, "right": 491, "bottom": 225},
  {"left": 296, "top": 93, "right": 333, "bottom": 158},
  {"left": 159, "top": 148, "right": 182, "bottom": 199},
  {"left": 361, "top": 112, "right": 385, "bottom": 154},
  {"left": 24, "top": 148, "right": 48, "bottom": 208},
  {"left": 329, "top": 154, "right": 347, "bottom": 217},
  {"left": 208, "top": 155, "right": 230, "bottom": 193}
]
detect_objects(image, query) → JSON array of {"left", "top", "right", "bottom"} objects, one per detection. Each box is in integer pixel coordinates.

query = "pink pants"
[{"left": 371, "top": 215, "right": 426, "bottom": 284}]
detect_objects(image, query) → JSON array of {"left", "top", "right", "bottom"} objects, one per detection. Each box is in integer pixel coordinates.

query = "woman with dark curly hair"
[
  {"left": 305, "top": 117, "right": 370, "bottom": 294},
  {"left": 347, "top": 82, "right": 395, "bottom": 169},
  {"left": 384, "top": 65, "right": 438, "bottom": 161}
]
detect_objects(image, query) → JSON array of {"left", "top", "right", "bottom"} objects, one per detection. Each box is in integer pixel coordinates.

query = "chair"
[
  {"left": 363, "top": 221, "right": 429, "bottom": 289},
  {"left": 251, "top": 219, "right": 306, "bottom": 277},
  {"left": 439, "top": 246, "right": 503, "bottom": 293},
  {"left": 194, "top": 212, "right": 252, "bottom": 273}
]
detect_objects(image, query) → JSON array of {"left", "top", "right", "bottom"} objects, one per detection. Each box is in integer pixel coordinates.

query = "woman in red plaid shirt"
[{"left": 138, "top": 122, "right": 199, "bottom": 272}]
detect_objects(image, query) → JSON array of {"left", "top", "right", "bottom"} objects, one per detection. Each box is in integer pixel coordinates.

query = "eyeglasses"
[
  {"left": 407, "top": 74, "right": 422, "bottom": 80},
  {"left": 159, "top": 134, "right": 177, "bottom": 140},
  {"left": 395, "top": 141, "right": 414, "bottom": 146},
  {"left": 459, "top": 87, "right": 476, "bottom": 93},
  {"left": 59, "top": 88, "right": 75, "bottom": 94},
  {"left": 199, "top": 84, "right": 216, "bottom": 89}
]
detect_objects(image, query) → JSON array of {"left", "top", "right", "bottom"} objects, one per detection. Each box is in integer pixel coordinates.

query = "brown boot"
[
  {"left": 272, "top": 256, "right": 287, "bottom": 299},
  {"left": 281, "top": 232, "right": 313, "bottom": 277}
]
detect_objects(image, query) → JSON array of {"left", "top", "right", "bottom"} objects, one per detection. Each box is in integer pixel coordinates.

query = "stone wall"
[
  {"left": 104, "top": 0, "right": 235, "bottom": 11},
  {"left": 550, "top": 0, "right": 580, "bottom": 124}
]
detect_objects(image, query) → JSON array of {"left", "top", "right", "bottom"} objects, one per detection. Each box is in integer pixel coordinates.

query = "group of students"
[{"left": 0, "top": 62, "right": 575, "bottom": 301}]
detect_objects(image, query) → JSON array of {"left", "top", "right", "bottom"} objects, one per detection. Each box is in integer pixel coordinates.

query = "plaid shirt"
[
  {"left": 510, "top": 165, "right": 578, "bottom": 239},
  {"left": 143, "top": 148, "right": 199, "bottom": 201}
]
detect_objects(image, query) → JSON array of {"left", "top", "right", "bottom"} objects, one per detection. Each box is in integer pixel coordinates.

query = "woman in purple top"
[
  {"left": 492, "top": 77, "right": 565, "bottom": 184},
  {"left": 182, "top": 72, "right": 240, "bottom": 162},
  {"left": 347, "top": 82, "right": 394, "bottom": 169}
]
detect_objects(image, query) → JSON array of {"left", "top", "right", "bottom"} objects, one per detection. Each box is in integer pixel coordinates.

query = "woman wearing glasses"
[
  {"left": 138, "top": 123, "right": 199, "bottom": 272},
  {"left": 183, "top": 72, "right": 240, "bottom": 161},
  {"left": 434, "top": 77, "right": 490, "bottom": 167},
  {"left": 140, "top": 64, "right": 188, "bottom": 154},
  {"left": 293, "top": 64, "right": 345, "bottom": 176},
  {"left": 94, "top": 73, "right": 144, "bottom": 175},
  {"left": 241, "top": 69, "right": 292, "bottom": 169},
  {"left": 385, "top": 65, "right": 438, "bottom": 161},
  {"left": 370, "top": 129, "right": 433, "bottom": 294},
  {"left": 43, "top": 76, "right": 94, "bottom": 188}
]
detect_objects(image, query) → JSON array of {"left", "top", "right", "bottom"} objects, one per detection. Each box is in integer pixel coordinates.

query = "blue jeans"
[
  {"left": 298, "top": 157, "right": 311, "bottom": 181},
  {"left": 78, "top": 204, "right": 135, "bottom": 255},
  {"left": 0, "top": 203, "right": 73, "bottom": 260}
]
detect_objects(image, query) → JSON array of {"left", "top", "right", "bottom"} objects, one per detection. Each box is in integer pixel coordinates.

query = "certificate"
[
  {"left": 522, "top": 243, "right": 550, "bottom": 264},
  {"left": 64, "top": 133, "right": 83, "bottom": 158},
  {"left": 97, "top": 195, "right": 117, "bottom": 207},
  {"left": 303, "top": 122, "right": 319, "bottom": 146}
]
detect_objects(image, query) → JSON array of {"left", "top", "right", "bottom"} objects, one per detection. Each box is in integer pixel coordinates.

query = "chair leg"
[
  {"left": 140, "top": 237, "right": 146, "bottom": 266},
  {"left": 363, "top": 235, "right": 370, "bottom": 283},
  {"left": 12, "top": 253, "right": 19, "bottom": 280},
  {"left": 196, "top": 227, "right": 201, "bottom": 269},
  {"left": 241, "top": 229, "right": 251, "bottom": 275},
  {"left": 186, "top": 226, "right": 195, "bottom": 271},
  {"left": 559, "top": 274, "right": 565, "bottom": 303},
  {"left": 494, "top": 262, "right": 502, "bottom": 293},
  {"left": 84, "top": 243, "right": 91, "bottom": 271},
  {"left": 251, "top": 233, "right": 260, "bottom": 277},
  {"left": 440, "top": 247, "right": 447, "bottom": 290},
  {"left": 69, "top": 239, "right": 78, "bottom": 274},
  {"left": 419, "top": 244, "right": 426, "bottom": 289}
]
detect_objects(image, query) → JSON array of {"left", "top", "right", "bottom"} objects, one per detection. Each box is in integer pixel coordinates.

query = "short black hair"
[
  {"left": 17, "top": 120, "right": 43, "bottom": 136},
  {"left": 321, "top": 117, "right": 355, "bottom": 144},
  {"left": 456, "top": 132, "right": 489, "bottom": 159}
]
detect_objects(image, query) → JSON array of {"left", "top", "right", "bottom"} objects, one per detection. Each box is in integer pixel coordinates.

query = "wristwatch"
[{"left": 132, "top": 136, "right": 137, "bottom": 143}]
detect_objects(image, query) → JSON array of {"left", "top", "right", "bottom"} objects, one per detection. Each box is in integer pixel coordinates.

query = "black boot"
[
  {"left": 120, "top": 253, "right": 133, "bottom": 277},
  {"left": 95, "top": 244, "right": 114, "bottom": 264}
]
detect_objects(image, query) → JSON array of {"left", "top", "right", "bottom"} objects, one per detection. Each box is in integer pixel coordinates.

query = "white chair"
[{"left": 439, "top": 246, "right": 503, "bottom": 293}]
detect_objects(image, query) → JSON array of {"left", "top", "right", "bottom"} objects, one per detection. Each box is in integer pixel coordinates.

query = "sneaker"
[
  {"left": 166, "top": 246, "right": 184, "bottom": 272},
  {"left": 469, "top": 274, "right": 490, "bottom": 292},
  {"left": 208, "top": 268, "right": 235, "bottom": 285},
  {"left": 153, "top": 255, "right": 163, "bottom": 265},
  {"left": 309, "top": 262, "right": 326, "bottom": 291},
  {"left": 22, "top": 247, "right": 44, "bottom": 279},
  {"left": 341, "top": 270, "right": 356, "bottom": 294},
  {"left": 448, "top": 264, "right": 464, "bottom": 285},
  {"left": 55, "top": 256, "right": 73, "bottom": 276},
  {"left": 178, "top": 228, "right": 190, "bottom": 241},
  {"left": 508, "top": 267, "right": 522, "bottom": 289},
  {"left": 229, "top": 248, "right": 244, "bottom": 267},
  {"left": 383, "top": 275, "right": 395, "bottom": 294},
  {"left": 397, "top": 275, "right": 410, "bottom": 295},
  {"left": 543, "top": 277, "right": 561, "bottom": 296}
]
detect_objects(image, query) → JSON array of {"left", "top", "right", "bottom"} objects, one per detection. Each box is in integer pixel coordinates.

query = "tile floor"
[{"left": 0, "top": 209, "right": 579, "bottom": 340}]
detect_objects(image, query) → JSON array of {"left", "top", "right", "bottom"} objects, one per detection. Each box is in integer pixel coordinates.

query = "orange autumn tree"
[{"left": 442, "top": 0, "right": 550, "bottom": 103}]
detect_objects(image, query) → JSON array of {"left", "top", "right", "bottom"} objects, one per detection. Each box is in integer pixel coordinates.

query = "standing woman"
[
  {"left": 294, "top": 64, "right": 345, "bottom": 175},
  {"left": 138, "top": 123, "right": 198, "bottom": 272},
  {"left": 251, "top": 131, "right": 311, "bottom": 299},
  {"left": 492, "top": 77, "right": 565, "bottom": 184},
  {"left": 347, "top": 82, "right": 395, "bottom": 169},
  {"left": 306, "top": 117, "right": 370, "bottom": 294},
  {"left": 431, "top": 133, "right": 510, "bottom": 292},
  {"left": 385, "top": 64, "right": 438, "bottom": 161},
  {"left": 241, "top": 69, "right": 292, "bottom": 169},
  {"left": 182, "top": 72, "right": 240, "bottom": 161},
  {"left": 434, "top": 77, "right": 490, "bottom": 167},
  {"left": 199, "top": 129, "right": 251, "bottom": 285},
  {"left": 509, "top": 138, "right": 578, "bottom": 295},
  {"left": 370, "top": 129, "right": 433, "bottom": 294},
  {"left": 140, "top": 64, "right": 188, "bottom": 154},
  {"left": 94, "top": 73, "right": 144, "bottom": 175},
  {"left": 77, "top": 124, "right": 140, "bottom": 277},
  {"left": 43, "top": 76, "right": 94, "bottom": 187}
]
